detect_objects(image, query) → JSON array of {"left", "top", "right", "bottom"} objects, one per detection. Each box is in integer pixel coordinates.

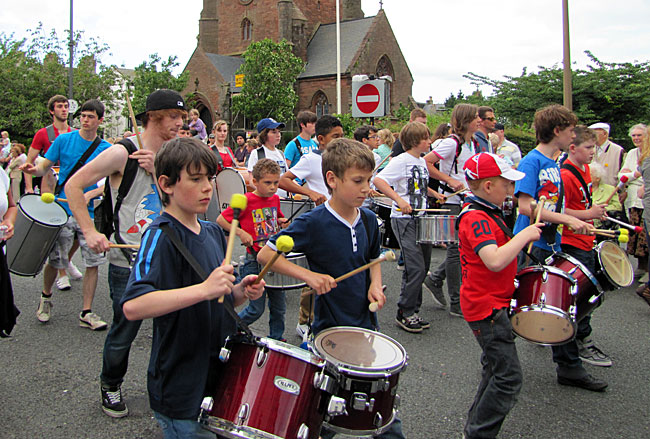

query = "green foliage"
[
  {"left": 125, "top": 53, "right": 189, "bottom": 118},
  {"left": 464, "top": 52, "right": 650, "bottom": 148},
  {"left": 231, "top": 39, "right": 305, "bottom": 124},
  {"left": 0, "top": 24, "right": 119, "bottom": 144},
  {"left": 504, "top": 126, "right": 537, "bottom": 156},
  {"left": 443, "top": 89, "right": 489, "bottom": 109}
]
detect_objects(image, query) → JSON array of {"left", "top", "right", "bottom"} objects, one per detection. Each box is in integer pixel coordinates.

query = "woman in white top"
[
  {"left": 619, "top": 123, "right": 649, "bottom": 279},
  {"left": 0, "top": 166, "right": 19, "bottom": 337}
]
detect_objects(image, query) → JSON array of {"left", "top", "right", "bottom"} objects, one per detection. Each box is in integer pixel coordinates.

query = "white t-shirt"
[
  {"left": 0, "top": 168, "right": 10, "bottom": 219},
  {"left": 248, "top": 145, "right": 288, "bottom": 197},
  {"left": 432, "top": 137, "right": 474, "bottom": 204},
  {"left": 289, "top": 151, "right": 331, "bottom": 200},
  {"left": 375, "top": 152, "right": 429, "bottom": 218}
]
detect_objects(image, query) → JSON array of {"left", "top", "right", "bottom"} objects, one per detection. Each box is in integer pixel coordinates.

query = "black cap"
[
  {"left": 135, "top": 89, "right": 186, "bottom": 120},
  {"left": 235, "top": 131, "right": 246, "bottom": 140},
  {"left": 494, "top": 122, "right": 505, "bottom": 130}
]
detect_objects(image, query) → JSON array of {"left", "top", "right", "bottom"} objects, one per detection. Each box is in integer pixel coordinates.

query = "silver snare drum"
[
  {"left": 265, "top": 252, "right": 309, "bottom": 290},
  {"left": 416, "top": 215, "right": 458, "bottom": 245}
]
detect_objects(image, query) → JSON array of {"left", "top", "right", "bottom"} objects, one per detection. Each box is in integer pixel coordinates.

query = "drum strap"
[
  {"left": 159, "top": 222, "right": 254, "bottom": 338},
  {"left": 560, "top": 162, "right": 592, "bottom": 208}
]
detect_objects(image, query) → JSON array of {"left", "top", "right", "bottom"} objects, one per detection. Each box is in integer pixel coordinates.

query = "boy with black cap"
[
  {"left": 65, "top": 89, "right": 187, "bottom": 418},
  {"left": 458, "top": 152, "right": 542, "bottom": 439}
]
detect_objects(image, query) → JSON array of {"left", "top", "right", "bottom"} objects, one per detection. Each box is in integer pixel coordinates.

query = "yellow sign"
[{"left": 235, "top": 74, "right": 245, "bottom": 88}]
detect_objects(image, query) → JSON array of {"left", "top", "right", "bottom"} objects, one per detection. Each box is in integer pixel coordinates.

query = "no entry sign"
[{"left": 352, "top": 79, "right": 387, "bottom": 118}]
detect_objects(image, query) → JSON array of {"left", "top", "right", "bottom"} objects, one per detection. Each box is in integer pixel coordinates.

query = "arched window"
[
  {"left": 313, "top": 91, "right": 330, "bottom": 118},
  {"left": 376, "top": 55, "right": 394, "bottom": 79},
  {"left": 241, "top": 18, "right": 252, "bottom": 41}
]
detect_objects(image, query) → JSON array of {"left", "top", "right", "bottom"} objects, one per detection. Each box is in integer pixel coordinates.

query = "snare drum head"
[
  {"left": 216, "top": 168, "right": 246, "bottom": 211},
  {"left": 19, "top": 194, "right": 68, "bottom": 226},
  {"left": 313, "top": 327, "right": 406, "bottom": 374},
  {"left": 597, "top": 240, "right": 633, "bottom": 287}
]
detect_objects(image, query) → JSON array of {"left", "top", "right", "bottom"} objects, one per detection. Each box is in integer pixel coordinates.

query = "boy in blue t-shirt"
[
  {"left": 284, "top": 110, "right": 318, "bottom": 169},
  {"left": 121, "top": 138, "right": 264, "bottom": 437},
  {"left": 513, "top": 104, "right": 607, "bottom": 392},
  {"left": 258, "top": 138, "right": 405, "bottom": 439}
]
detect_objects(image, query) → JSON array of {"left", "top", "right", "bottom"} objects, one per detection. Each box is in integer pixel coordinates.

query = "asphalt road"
[{"left": 1, "top": 245, "right": 649, "bottom": 439}]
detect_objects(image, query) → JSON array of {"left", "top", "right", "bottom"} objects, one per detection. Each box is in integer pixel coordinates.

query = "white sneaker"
[
  {"left": 79, "top": 312, "right": 108, "bottom": 331},
  {"left": 37, "top": 296, "right": 53, "bottom": 323},
  {"left": 56, "top": 276, "right": 71, "bottom": 291},
  {"left": 67, "top": 262, "right": 83, "bottom": 280},
  {"left": 296, "top": 323, "right": 309, "bottom": 340}
]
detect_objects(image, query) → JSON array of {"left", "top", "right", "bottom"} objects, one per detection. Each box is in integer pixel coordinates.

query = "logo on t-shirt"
[
  {"left": 127, "top": 185, "right": 162, "bottom": 234},
  {"left": 538, "top": 167, "right": 561, "bottom": 212},
  {"left": 251, "top": 206, "right": 279, "bottom": 245}
]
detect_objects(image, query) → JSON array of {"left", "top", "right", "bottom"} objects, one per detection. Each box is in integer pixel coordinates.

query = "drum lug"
[
  {"left": 513, "top": 279, "right": 519, "bottom": 289},
  {"left": 589, "top": 294, "right": 601, "bottom": 304},
  {"left": 374, "top": 411, "right": 383, "bottom": 428},
  {"left": 256, "top": 347, "right": 268, "bottom": 368},
  {"left": 352, "top": 392, "right": 375, "bottom": 412},
  {"left": 297, "top": 424, "right": 310, "bottom": 439},
  {"left": 372, "top": 378, "right": 390, "bottom": 393},
  {"left": 200, "top": 396, "right": 214, "bottom": 412},
  {"left": 394, "top": 393, "right": 401, "bottom": 409},
  {"left": 569, "top": 305, "right": 577, "bottom": 320},
  {"left": 219, "top": 347, "right": 231, "bottom": 363},
  {"left": 510, "top": 298, "right": 517, "bottom": 310},
  {"left": 542, "top": 270, "right": 549, "bottom": 282},
  {"left": 327, "top": 396, "right": 348, "bottom": 417},
  {"left": 237, "top": 403, "right": 250, "bottom": 425},
  {"left": 540, "top": 293, "right": 546, "bottom": 307},
  {"left": 314, "top": 370, "right": 335, "bottom": 394}
]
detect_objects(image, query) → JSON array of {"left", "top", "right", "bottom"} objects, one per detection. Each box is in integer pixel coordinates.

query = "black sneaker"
[
  {"left": 423, "top": 276, "right": 447, "bottom": 309},
  {"left": 414, "top": 313, "right": 430, "bottom": 329},
  {"left": 395, "top": 311, "right": 423, "bottom": 333},
  {"left": 557, "top": 374, "right": 608, "bottom": 392},
  {"left": 449, "top": 303, "right": 464, "bottom": 318},
  {"left": 101, "top": 384, "right": 128, "bottom": 418}
]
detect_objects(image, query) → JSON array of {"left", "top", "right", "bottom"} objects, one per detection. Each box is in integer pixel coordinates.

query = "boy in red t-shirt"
[
  {"left": 559, "top": 125, "right": 611, "bottom": 366},
  {"left": 458, "top": 153, "right": 542, "bottom": 439},
  {"left": 217, "top": 159, "right": 288, "bottom": 340}
]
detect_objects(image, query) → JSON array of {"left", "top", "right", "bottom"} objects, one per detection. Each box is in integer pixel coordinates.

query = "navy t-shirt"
[
  {"left": 121, "top": 213, "right": 237, "bottom": 419},
  {"left": 267, "top": 203, "right": 381, "bottom": 335}
]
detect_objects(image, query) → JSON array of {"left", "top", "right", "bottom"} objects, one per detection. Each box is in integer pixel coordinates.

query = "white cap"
[{"left": 588, "top": 122, "right": 610, "bottom": 134}]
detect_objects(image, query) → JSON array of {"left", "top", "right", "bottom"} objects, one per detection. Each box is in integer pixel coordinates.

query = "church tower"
[
  {"left": 341, "top": 0, "right": 364, "bottom": 21},
  {"left": 198, "top": 0, "right": 219, "bottom": 53}
]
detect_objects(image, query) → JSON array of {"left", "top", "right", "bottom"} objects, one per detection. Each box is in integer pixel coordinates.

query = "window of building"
[
  {"left": 242, "top": 18, "right": 252, "bottom": 41},
  {"left": 376, "top": 55, "right": 394, "bottom": 79},
  {"left": 313, "top": 91, "right": 330, "bottom": 118}
]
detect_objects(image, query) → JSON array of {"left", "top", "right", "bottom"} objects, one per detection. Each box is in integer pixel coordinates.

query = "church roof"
[
  {"left": 204, "top": 53, "right": 244, "bottom": 81},
  {"left": 300, "top": 16, "right": 375, "bottom": 79}
]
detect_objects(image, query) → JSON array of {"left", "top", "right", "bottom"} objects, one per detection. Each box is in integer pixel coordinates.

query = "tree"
[
  {"left": 124, "top": 53, "right": 189, "bottom": 118},
  {"left": 464, "top": 52, "right": 650, "bottom": 146},
  {"left": 231, "top": 38, "right": 305, "bottom": 124},
  {"left": 0, "top": 24, "right": 119, "bottom": 144}
]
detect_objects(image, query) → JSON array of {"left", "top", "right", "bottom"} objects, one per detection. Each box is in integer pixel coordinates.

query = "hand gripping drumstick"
[
  {"left": 253, "top": 235, "right": 294, "bottom": 285},
  {"left": 301, "top": 250, "right": 396, "bottom": 297},
  {"left": 603, "top": 214, "right": 643, "bottom": 233},
  {"left": 436, "top": 187, "right": 468, "bottom": 204},
  {"left": 220, "top": 193, "right": 248, "bottom": 303},
  {"left": 527, "top": 196, "right": 546, "bottom": 253}
]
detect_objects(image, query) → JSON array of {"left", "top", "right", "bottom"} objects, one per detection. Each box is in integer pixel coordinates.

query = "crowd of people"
[{"left": 1, "top": 90, "right": 649, "bottom": 439}]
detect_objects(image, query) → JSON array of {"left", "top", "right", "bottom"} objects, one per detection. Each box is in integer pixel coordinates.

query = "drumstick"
[
  {"left": 604, "top": 175, "right": 629, "bottom": 205},
  {"left": 527, "top": 196, "right": 546, "bottom": 253},
  {"left": 436, "top": 187, "right": 468, "bottom": 204},
  {"left": 109, "top": 243, "right": 140, "bottom": 249},
  {"left": 396, "top": 208, "right": 450, "bottom": 213},
  {"left": 373, "top": 153, "right": 391, "bottom": 173},
  {"left": 220, "top": 193, "right": 248, "bottom": 303},
  {"left": 603, "top": 214, "right": 643, "bottom": 233},
  {"left": 253, "top": 235, "right": 294, "bottom": 285},
  {"left": 301, "top": 251, "right": 396, "bottom": 297},
  {"left": 125, "top": 92, "right": 143, "bottom": 151}
]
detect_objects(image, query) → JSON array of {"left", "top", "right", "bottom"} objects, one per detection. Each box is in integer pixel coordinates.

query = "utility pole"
[{"left": 562, "top": 0, "right": 572, "bottom": 110}]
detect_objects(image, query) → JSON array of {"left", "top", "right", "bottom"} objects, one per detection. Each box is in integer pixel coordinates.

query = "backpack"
[{"left": 94, "top": 139, "right": 140, "bottom": 242}]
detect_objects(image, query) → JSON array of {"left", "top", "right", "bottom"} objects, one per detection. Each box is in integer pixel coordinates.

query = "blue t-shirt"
[
  {"left": 513, "top": 149, "right": 563, "bottom": 251},
  {"left": 45, "top": 130, "right": 111, "bottom": 217},
  {"left": 267, "top": 203, "right": 381, "bottom": 335},
  {"left": 121, "top": 213, "right": 237, "bottom": 419},
  {"left": 284, "top": 136, "right": 318, "bottom": 168}
]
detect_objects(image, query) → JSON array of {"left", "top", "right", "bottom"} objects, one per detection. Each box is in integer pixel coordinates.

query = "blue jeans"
[
  {"left": 320, "top": 417, "right": 405, "bottom": 439},
  {"left": 237, "top": 255, "right": 286, "bottom": 340},
  {"left": 464, "top": 308, "right": 522, "bottom": 439},
  {"left": 153, "top": 411, "right": 216, "bottom": 439},
  {"left": 528, "top": 247, "right": 588, "bottom": 379},
  {"left": 101, "top": 264, "right": 142, "bottom": 387}
]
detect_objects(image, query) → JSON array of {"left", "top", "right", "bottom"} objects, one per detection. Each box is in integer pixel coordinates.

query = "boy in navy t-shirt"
[
  {"left": 458, "top": 153, "right": 542, "bottom": 439},
  {"left": 121, "top": 138, "right": 264, "bottom": 437}
]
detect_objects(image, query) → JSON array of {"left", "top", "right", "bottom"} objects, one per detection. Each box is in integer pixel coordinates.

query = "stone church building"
[{"left": 183, "top": 0, "right": 413, "bottom": 130}]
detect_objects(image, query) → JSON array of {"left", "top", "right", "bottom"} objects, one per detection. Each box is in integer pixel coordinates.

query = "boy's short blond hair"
[
  {"left": 252, "top": 158, "right": 281, "bottom": 180},
  {"left": 322, "top": 138, "right": 374, "bottom": 193},
  {"left": 571, "top": 125, "right": 597, "bottom": 147},
  {"left": 399, "top": 121, "right": 430, "bottom": 151}
]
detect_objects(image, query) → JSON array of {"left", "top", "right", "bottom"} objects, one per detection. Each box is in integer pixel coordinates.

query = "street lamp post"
[
  {"left": 562, "top": 0, "right": 572, "bottom": 110},
  {"left": 68, "top": 0, "right": 74, "bottom": 102}
]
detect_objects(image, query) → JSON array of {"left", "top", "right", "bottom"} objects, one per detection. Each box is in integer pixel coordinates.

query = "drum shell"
[
  {"left": 370, "top": 198, "right": 399, "bottom": 249},
  {"left": 280, "top": 198, "right": 314, "bottom": 220},
  {"left": 203, "top": 338, "right": 326, "bottom": 439},
  {"left": 215, "top": 168, "right": 246, "bottom": 213},
  {"left": 595, "top": 240, "right": 634, "bottom": 290},
  {"left": 265, "top": 252, "right": 308, "bottom": 290},
  {"left": 545, "top": 253, "right": 604, "bottom": 323},
  {"left": 510, "top": 266, "right": 577, "bottom": 345},
  {"left": 416, "top": 215, "right": 458, "bottom": 245},
  {"left": 313, "top": 327, "right": 407, "bottom": 436},
  {"left": 6, "top": 195, "right": 68, "bottom": 276}
]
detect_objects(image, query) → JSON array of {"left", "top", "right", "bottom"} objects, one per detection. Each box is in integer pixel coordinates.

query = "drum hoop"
[
  {"left": 216, "top": 168, "right": 246, "bottom": 190},
  {"left": 546, "top": 252, "right": 604, "bottom": 294},
  {"left": 18, "top": 195, "right": 69, "bottom": 227},
  {"left": 324, "top": 408, "right": 399, "bottom": 436},
  {"left": 259, "top": 337, "right": 325, "bottom": 367},
  {"left": 596, "top": 240, "right": 633, "bottom": 287},
  {"left": 201, "top": 416, "right": 288, "bottom": 439},
  {"left": 313, "top": 326, "right": 407, "bottom": 376},
  {"left": 518, "top": 265, "right": 578, "bottom": 285}
]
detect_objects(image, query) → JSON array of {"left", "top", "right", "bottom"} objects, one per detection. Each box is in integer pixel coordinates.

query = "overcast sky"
[{"left": 2, "top": 0, "right": 649, "bottom": 104}]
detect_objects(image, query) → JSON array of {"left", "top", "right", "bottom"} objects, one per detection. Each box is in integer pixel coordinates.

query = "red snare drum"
[
  {"left": 510, "top": 266, "right": 577, "bottom": 345},
  {"left": 200, "top": 337, "right": 327, "bottom": 439},
  {"left": 313, "top": 327, "right": 407, "bottom": 437},
  {"left": 545, "top": 252, "right": 604, "bottom": 323}
]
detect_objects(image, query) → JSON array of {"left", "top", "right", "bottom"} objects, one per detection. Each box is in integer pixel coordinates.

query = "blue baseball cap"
[{"left": 256, "top": 118, "right": 285, "bottom": 132}]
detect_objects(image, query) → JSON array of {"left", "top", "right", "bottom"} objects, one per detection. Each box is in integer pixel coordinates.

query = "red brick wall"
[
  {"left": 182, "top": 48, "right": 224, "bottom": 116},
  {"left": 297, "top": 75, "right": 352, "bottom": 114}
]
